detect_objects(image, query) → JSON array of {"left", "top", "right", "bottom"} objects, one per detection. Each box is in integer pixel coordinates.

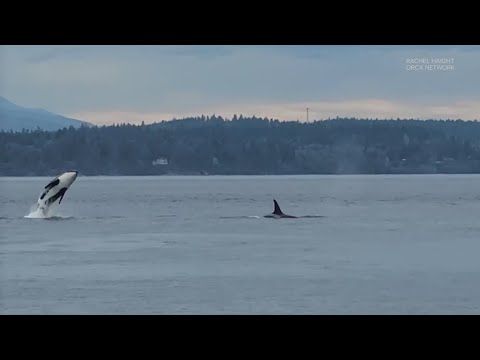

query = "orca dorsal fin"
[{"left": 273, "top": 199, "right": 284, "bottom": 215}]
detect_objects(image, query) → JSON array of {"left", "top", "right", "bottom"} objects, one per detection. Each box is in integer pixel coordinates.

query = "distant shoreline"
[{"left": 4, "top": 117, "right": 480, "bottom": 176}]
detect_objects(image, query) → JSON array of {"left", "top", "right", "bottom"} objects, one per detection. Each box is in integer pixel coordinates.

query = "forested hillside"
[{"left": 2, "top": 115, "right": 480, "bottom": 176}]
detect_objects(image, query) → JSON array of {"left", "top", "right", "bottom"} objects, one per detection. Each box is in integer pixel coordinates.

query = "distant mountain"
[{"left": 0, "top": 96, "right": 91, "bottom": 132}]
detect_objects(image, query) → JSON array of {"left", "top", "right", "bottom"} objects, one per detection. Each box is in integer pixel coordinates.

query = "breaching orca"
[
  {"left": 36, "top": 171, "right": 78, "bottom": 215},
  {"left": 264, "top": 199, "right": 297, "bottom": 219}
]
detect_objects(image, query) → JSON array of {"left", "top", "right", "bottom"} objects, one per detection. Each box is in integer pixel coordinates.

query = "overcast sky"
[{"left": 1, "top": 45, "right": 479, "bottom": 124}]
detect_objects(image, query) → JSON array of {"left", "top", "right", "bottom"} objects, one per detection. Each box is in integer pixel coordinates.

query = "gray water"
[{"left": 1, "top": 175, "right": 480, "bottom": 314}]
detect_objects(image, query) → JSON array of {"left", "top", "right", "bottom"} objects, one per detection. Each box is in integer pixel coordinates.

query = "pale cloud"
[
  {"left": 69, "top": 98, "right": 480, "bottom": 125},
  {"left": 68, "top": 110, "right": 193, "bottom": 125}
]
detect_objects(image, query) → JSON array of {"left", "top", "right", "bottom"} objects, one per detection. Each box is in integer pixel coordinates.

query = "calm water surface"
[{"left": 1, "top": 175, "right": 480, "bottom": 314}]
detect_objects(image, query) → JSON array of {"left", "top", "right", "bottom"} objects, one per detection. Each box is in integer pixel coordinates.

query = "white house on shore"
[{"left": 152, "top": 157, "right": 168, "bottom": 166}]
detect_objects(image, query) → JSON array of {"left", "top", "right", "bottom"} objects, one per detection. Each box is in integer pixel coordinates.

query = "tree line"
[{"left": 2, "top": 115, "right": 480, "bottom": 176}]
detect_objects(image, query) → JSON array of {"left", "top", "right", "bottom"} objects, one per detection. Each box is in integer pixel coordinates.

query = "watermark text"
[{"left": 405, "top": 58, "right": 455, "bottom": 71}]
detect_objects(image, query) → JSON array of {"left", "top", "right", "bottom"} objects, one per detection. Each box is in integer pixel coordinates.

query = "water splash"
[
  {"left": 24, "top": 203, "right": 65, "bottom": 219},
  {"left": 24, "top": 203, "right": 46, "bottom": 218}
]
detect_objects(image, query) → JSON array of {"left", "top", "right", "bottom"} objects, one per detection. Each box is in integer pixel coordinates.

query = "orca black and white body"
[
  {"left": 36, "top": 171, "right": 78, "bottom": 215},
  {"left": 264, "top": 199, "right": 297, "bottom": 219}
]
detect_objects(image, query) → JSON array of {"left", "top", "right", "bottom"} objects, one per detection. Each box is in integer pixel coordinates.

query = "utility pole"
[{"left": 307, "top": 107, "right": 309, "bottom": 122}]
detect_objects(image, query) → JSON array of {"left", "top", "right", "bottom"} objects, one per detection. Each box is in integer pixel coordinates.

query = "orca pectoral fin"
[
  {"left": 46, "top": 188, "right": 67, "bottom": 205},
  {"left": 58, "top": 189, "right": 67, "bottom": 204}
]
